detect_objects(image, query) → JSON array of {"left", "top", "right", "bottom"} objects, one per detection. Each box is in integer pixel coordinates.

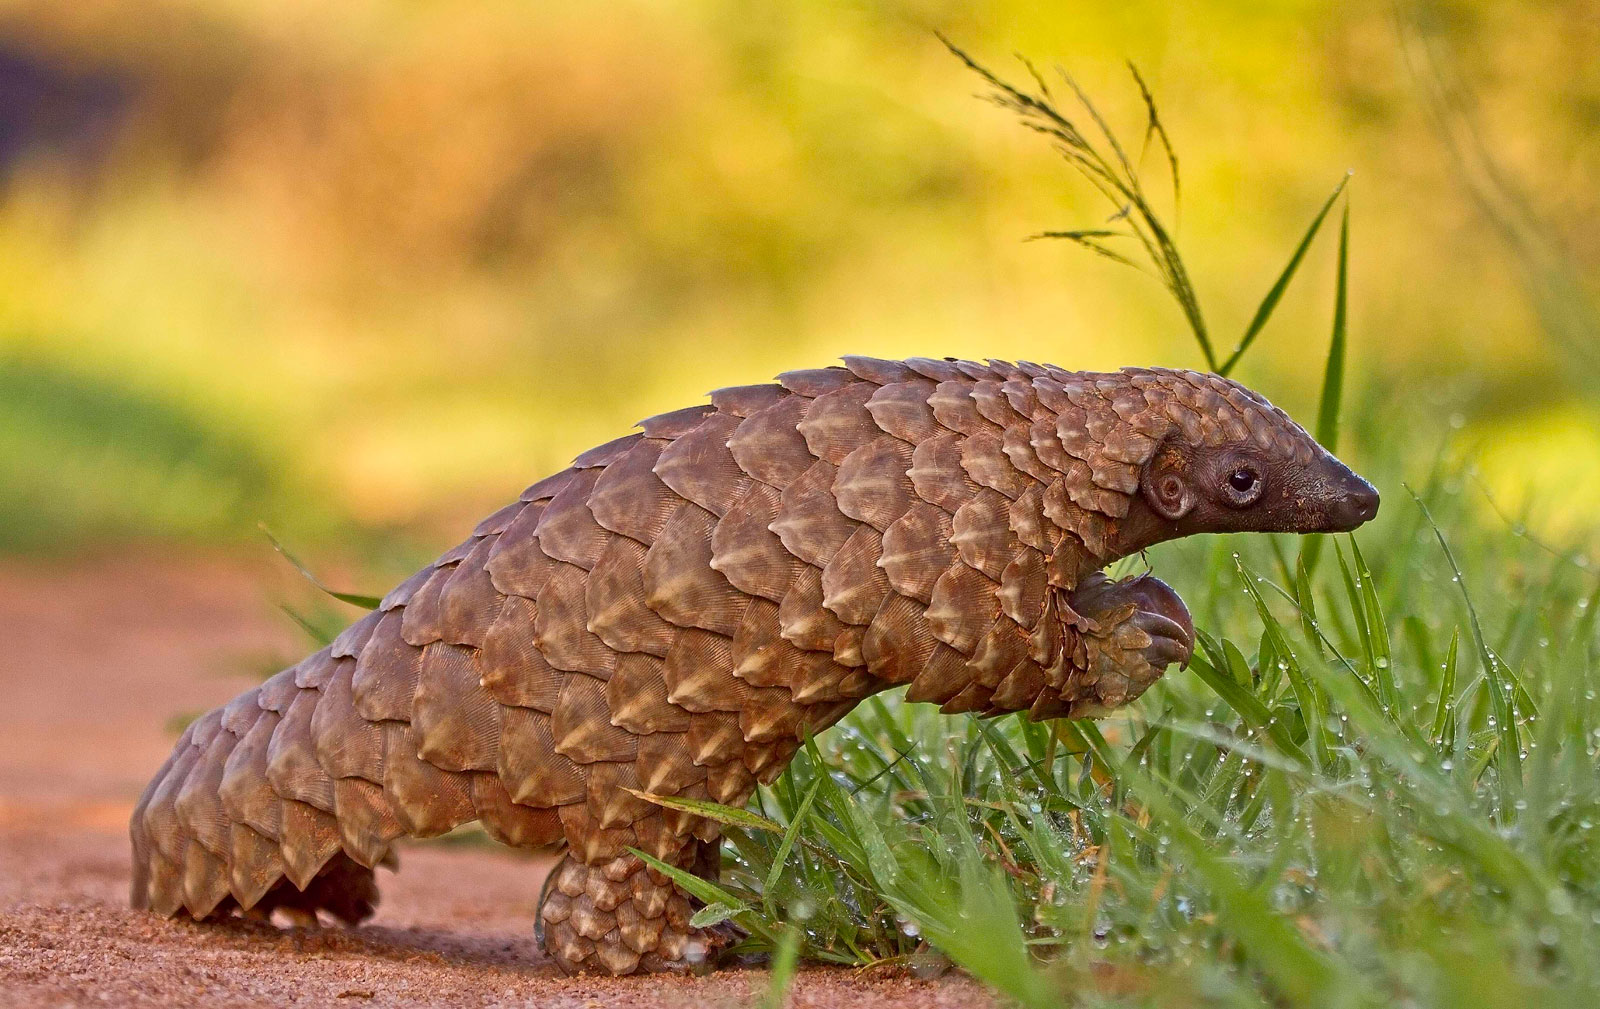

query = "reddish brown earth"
[{"left": 0, "top": 552, "right": 993, "bottom": 1008}]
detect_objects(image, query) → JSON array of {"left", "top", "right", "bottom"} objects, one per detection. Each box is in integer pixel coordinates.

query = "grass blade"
[{"left": 1219, "top": 175, "right": 1349, "bottom": 375}]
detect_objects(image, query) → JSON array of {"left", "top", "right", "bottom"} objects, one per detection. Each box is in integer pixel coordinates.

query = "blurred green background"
[{"left": 2, "top": 0, "right": 1596, "bottom": 561}]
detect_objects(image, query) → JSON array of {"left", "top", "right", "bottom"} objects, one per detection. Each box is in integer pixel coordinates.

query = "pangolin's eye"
[{"left": 1229, "top": 468, "right": 1258, "bottom": 493}]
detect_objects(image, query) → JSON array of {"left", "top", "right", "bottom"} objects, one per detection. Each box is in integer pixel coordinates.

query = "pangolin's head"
[{"left": 1102, "top": 369, "right": 1379, "bottom": 555}]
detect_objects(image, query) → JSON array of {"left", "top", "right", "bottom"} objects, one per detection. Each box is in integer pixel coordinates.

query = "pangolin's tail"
[{"left": 126, "top": 618, "right": 568, "bottom": 925}]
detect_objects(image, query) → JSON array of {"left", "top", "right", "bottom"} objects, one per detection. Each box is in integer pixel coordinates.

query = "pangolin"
[{"left": 129, "top": 358, "right": 1379, "bottom": 974}]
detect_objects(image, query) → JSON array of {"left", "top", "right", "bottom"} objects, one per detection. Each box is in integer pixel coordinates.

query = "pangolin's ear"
[{"left": 1142, "top": 441, "right": 1195, "bottom": 522}]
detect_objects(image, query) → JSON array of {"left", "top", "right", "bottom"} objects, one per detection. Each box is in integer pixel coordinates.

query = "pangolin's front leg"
[{"left": 133, "top": 358, "right": 1363, "bottom": 976}]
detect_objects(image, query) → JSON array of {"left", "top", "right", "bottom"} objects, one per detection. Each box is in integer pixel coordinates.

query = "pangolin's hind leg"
[{"left": 538, "top": 839, "right": 734, "bottom": 974}]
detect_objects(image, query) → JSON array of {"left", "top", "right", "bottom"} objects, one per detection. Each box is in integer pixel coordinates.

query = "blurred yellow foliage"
[{"left": 0, "top": 0, "right": 1595, "bottom": 550}]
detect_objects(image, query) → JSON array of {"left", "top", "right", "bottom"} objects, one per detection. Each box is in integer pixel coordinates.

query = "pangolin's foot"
[
  {"left": 1064, "top": 572, "right": 1197, "bottom": 715},
  {"left": 538, "top": 853, "right": 736, "bottom": 975}
]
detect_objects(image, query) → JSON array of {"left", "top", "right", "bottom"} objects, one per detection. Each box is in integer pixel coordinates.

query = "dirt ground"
[{"left": 0, "top": 552, "right": 993, "bottom": 1008}]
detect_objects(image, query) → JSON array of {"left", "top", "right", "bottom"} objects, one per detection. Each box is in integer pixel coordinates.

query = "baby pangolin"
[{"left": 130, "top": 358, "right": 1379, "bottom": 974}]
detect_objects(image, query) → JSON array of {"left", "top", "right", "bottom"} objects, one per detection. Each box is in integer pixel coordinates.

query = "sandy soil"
[{"left": 0, "top": 551, "right": 993, "bottom": 1008}]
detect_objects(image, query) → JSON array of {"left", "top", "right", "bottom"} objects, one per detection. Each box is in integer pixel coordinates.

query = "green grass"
[
  {"left": 249, "top": 41, "right": 1600, "bottom": 1009},
  {"left": 619, "top": 52, "right": 1600, "bottom": 1008}
]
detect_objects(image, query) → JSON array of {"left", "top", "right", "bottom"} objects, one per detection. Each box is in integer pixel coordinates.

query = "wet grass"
[{"left": 626, "top": 52, "right": 1600, "bottom": 1008}]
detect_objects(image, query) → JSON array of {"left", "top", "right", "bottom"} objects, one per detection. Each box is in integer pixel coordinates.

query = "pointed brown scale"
[
  {"left": 586, "top": 536, "right": 677, "bottom": 658},
  {"left": 587, "top": 438, "right": 679, "bottom": 546},
  {"left": 584, "top": 762, "right": 656, "bottom": 829},
  {"left": 664, "top": 782, "right": 717, "bottom": 839},
  {"left": 584, "top": 866, "right": 632, "bottom": 912},
  {"left": 637, "top": 405, "right": 715, "bottom": 439},
  {"left": 653, "top": 412, "right": 748, "bottom": 517},
  {"left": 380, "top": 565, "right": 434, "bottom": 613},
  {"left": 686, "top": 712, "right": 744, "bottom": 766},
  {"left": 738, "top": 688, "right": 808, "bottom": 743},
  {"left": 642, "top": 504, "right": 747, "bottom": 636},
  {"left": 471, "top": 773, "right": 565, "bottom": 847},
  {"left": 573, "top": 433, "right": 643, "bottom": 469},
  {"left": 1030, "top": 416, "right": 1075, "bottom": 474},
  {"left": 607, "top": 653, "right": 691, "bottom": 734},
  {"left": 473, "top": 500, "right": 525, "bottom": 538},
  {"left": 617, "top": 898, "right": 667, "bottom": 954},
  {"left": 143, "top": 855, "right": 183, "bottom": 918},
  {"left": 279, "top": 800, "right": 342, "bottom": 891},
  {"left": 479, "top": 595, "right": 565, "bottom": 712},
  {"left": 1088, "top": 457, "right": 1141, "bottom": 499},
  {"left": 266, "top": 689, "right": 336, "bottom": 812},
  {"left": 353, "top": 610, "right": 425, "bottom": 722},
  {"left": 220, "top": 709, "right": 282, "bottom": 840},
  {"left": 438, "top": 538, "right": 504, "bottom": 648},
  {"left": 788, "top": 658, "right": 854, "bottom": 704},
  {"left": 778, "top": 565, "right": 850, "bottom": 653},
  {"left": 310, "top": 661, "right": 385, "bottom": 783},
  {"left": 729, "top": 595, "right": 781, "bottom": 672},
  {"left": 332, "top": 777, "right": 404, "bottom": 868},
  {"left": 878, "top": 503, "right": 956, "bottom": 604},
  {"left": 228, "top": 823, "right": 285, "bottom": 911},
  {"left": 940, "top": 682, "right": 995, "bottom": 714},
  {"left": 710, "top": 382, "right": 788, "bottom": 417},
  {"left": 381, "top": 722, "right": 475, "bottom": 837},
  {"left": 559, "top": 802, "right": 637, "bottom": 863},
  {"left": 969, "top": 617, "right": 1031, "bottom": 689},
  {"left": 707, "top": 760, "right": 758, "bottom": 806},
  {"left": 777, "top": 366, "right": 853, "bottom": 397},
  {"left": 998, "top": 547, "right": 1048, "bottom": 630},
  {"left": 497, "top": 707, "right": 586, "bottom": 807},
  {"left": 143, "top": 729, "right": 202, "bottom": 863},
  {"left": 533, "top": 468, "right": 608, "bottom": 570},
  {"left": 1001, "top": 378, "right": 1042, "bottom": 419},
  {"left": 925, "top": 561, "right": 1002, "bottom": 656},
  {"left": 950, "top": 488, "right": 1018, "bottom": 580},
  {"left": 484, "top": 500, "right": 557, "bottom": 599},
  {"left": 864, "top": 379, "right": 939, "bottom": 443},
  {"left": 1008, "top": 484, "right": 1054, "bottom": 553},
  {"left": 662, "top": 628, "right": 744, "bottom": 713},
  {"left": 796, "top": 380, "right": 878, "bottom": 465},
  {"left": 534, "top": 563, "right": 618, "bottom": 678},
  {"left": 1002, "top": 421, "right": 1055, "bottom": 484},
  {"left": 520, "top": 470, "right": 575, "bottom": 504},
  {"left": 252, "top": 669, "right": 299, "bottom": 717},
  {"left": 181, "top": 840, "right": 232, "bottom": 918},
  {"left": 552, "top": 674, "right": 639, "bottom": 764},
  {"left": 861, "top": 593, "right": 939, "bottom": 683},
  {"left": 900, "top": 357, "right": 965, "bottom": 382},
  {"left": 433, "top": 538, "right": 477, "bottom": 567},
  {"left": 635, "top": 732, "right": 707, "bottom": 794},
  {"left": 989, "top": 659, "right": 1050, "bottom": 714},
  {"left": 909, "top": 432, "right": 982, "bottom": 512},
  {"left": 744, "top": 738, "right": 801, "bottom": 780},
  {"left": 727, "top": 394, "right": 815, "bottom": 489},
  {"left": 325, "top": 610, "right": 379, "bottom": 664},
  {"left": 833, "top": 623, "right": 866, "bottom": 668},
  {"left": 175, "top": 730, "right": 239, "bottom": 858},
  {"left": 292, "top": 648, "right": 339, "bottom": 691},
  {"left": 834, "top": 435, "right": 916, "bottom": 531},
  {"left": 1044, "top": 479, "right": 1115, "bottom": 556},
  {"left": 399, "top": 564, "right": 456, "bottom": 647},
  {"left": 820, "top": 524, "right": 891, "bottom": 625},
  {"left": 710, "top": 482, "right": 803, "bottom": 603},
  {"left": 839, "top": 355, "right": 915, "bottom": 384},
  {"left": 928, "top": 379, "right": 990, "bottom": 435},
  {"left": 220, "top": 687, "right": 264, "bottom": 735},
  {"left": 414, "top": 642, "right": 501, "bottom": 772},
  {"left": 961, "top": 429, "right": 1030, "bottom": 500},
  {"left": 905, "top": 643, "right": 975, "bottom": 705},
  {"left": 972, "top": 380, "right": 1023, "bottom": 427},
  {"left": 771, "top": 460, "right": 856, "bottom": 568}
]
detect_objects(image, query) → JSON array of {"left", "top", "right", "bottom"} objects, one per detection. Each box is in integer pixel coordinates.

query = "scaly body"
[{"left": 130, "top": 357, "right": 1377, "bottom": 974}]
